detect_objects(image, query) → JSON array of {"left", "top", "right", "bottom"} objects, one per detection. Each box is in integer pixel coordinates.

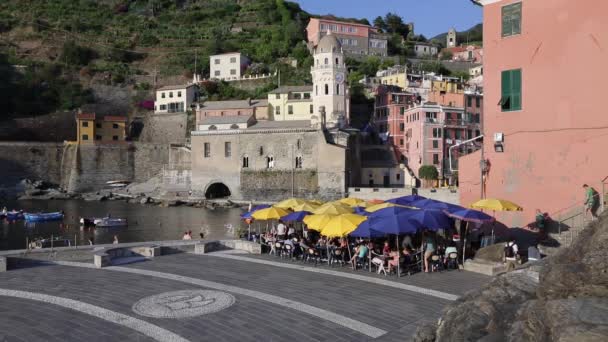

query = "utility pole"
[
  {"left": 291, "top": 144, "right": 295, "bottom": 197},
  {"left": 480, "top": 142, "right": 485, "bottom": 199},
  {"left": 194, "top": 49, "right": 197, "bottom": 81}
]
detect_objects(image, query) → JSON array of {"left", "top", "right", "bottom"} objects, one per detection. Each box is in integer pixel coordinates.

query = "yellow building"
[
  {"left": 431, "top": 77, "right": 464, "bottom": 93},
  {"left": 380, "top": 72, "right": 407, "bottom": 89},
  {"left": 267, "top": 86, "right": 314, "bottom": 121},
  {"left": 76, "top": 112, "right": 128, "bottom": 144}
]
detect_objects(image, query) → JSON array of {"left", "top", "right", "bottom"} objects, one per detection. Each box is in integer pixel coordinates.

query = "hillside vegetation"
[
  {"left": 0, "top": 0, "right": 313, "bottom": 118},
  {"left": 430, "top": 23, "right": 483, "bottom": 48}
]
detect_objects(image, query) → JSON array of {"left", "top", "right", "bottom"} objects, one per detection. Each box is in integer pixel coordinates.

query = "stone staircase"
[{"left": 538, "top": 206, "right": 595, "bottom": 256}]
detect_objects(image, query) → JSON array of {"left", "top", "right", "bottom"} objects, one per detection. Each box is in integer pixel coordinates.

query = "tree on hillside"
[
  {"left": 373, "top": 16, "right": 386, "bottom": 32},
  {"left": 385, "top": 13, "right": 409, "bottom": 36}
]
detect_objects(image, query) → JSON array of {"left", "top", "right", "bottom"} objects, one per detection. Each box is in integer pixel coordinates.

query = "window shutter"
[
  {"left": 501, "top": 6, "right": 511, "bottom": 36},
  {"left": 501, "top": 70, "right": 511, "bottom": 110},
  {"left": 511, "top": 69, "right": 522, "bottom": 110}
]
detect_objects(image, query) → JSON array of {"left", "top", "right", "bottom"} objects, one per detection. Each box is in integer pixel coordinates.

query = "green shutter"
[
  {"left": 511, "top": 69, "right": 522, "bottom": 110},
  {"left": 501, "top": 70, "right": 511, "bottom": 111},
  {"left": 502, "top": 2, "right": 522, "bottom": 37}
]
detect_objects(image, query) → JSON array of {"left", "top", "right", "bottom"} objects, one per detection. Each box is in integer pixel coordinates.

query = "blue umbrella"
[
  {"left": 280, "top": 211, "right": 311, "bottom": 223},
  {"left": 386, "top": 195, "right": 427, "bottom": 206},
  {"left": 446, "top": 209, "right": 495, "bottom": 224},
  {"left": 241, "top": 204, "right": 271, "bottom": 219},
  {"left": 367, "top": 207, "right": 419, "bottom": 235},
  {"left": 354, "top": 206, "right": 371, "bottom": 216},
  {"left": 405, "top": 209, "right": 452, "bottom": 231},
  {"left": 409, "top": 199, "right": 464, "bottom": 213},
  {"left": 349, "top": 220, "right": 385, "bottom": 238}
]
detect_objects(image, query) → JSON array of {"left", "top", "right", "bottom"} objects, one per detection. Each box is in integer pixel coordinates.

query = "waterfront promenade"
[{"left": 0, "top": 244, "right": 490, "bottom": 341}]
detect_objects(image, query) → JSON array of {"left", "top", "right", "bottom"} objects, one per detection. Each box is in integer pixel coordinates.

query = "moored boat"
[
  {"left": 94, "top": 217, "right": 128, "bottom": 228},
  {"left": 24, "top": 212, "right": 64, "bottom": 222},
  {"left": 4, "top": 211, "right": 24, "bottom": 221}
]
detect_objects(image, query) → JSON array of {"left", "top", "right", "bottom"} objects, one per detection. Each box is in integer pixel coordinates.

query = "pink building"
[
  {"left": 441, "top": 45, "right": 483, "bottom": 63},
  {"left": 196, "top": 99, "right": 268, "bottom": 127},
  {"left": 460, "top": 0, "right": 608, "bottom": 226},
  {"left": 306, "top": 18, "right": 388, "bottom": 56},
  {"left": 375, "top": 85, "right": 481, "bottom": 184}
]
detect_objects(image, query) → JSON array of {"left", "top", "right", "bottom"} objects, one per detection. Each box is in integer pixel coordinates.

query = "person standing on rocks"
[{"left": 504, "top": 239, "right": 519, "bottom": 271}]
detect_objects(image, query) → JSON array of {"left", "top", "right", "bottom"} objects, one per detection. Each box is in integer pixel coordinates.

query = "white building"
[
  {"left": 155, "top": 84, "right": 198, "bottom": 114},
  {"left": 210, "top": 52, "right": 251, "bottom": 81},
  {"left": 413, "top": 43, "right": 438, "bottom": 57},
  {"left": 311, "top": 32, "right": 350, "bottom": 129}
]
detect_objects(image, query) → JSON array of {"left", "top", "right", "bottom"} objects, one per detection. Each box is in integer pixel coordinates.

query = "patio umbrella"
[
  {"left": 338, "top": 197, "right": 366, "bottom": 207},
  {"left": 365, "top": 202, "right": 412, "bottom": 213},
  {"left": 354, "top": 206, "right": 372, "bottom": 215},
  {"left": 470, "top": 199, "right": 523, "bottom": 212},
  {"left": 405, "top": 209, "right": 452, "bottom": 231},
  {"left": 368, "top": 199, "right": 385, "bottom": 205},
  {"left": 292, "top": 202, "right": 320, "bottom": 212},
  {"left": 308, "top": 199, "right": 325, "bottom": 206},
  {"left": 252, "top": 207, "right": 290, "bottom": 220},
  {"left": 275, "top": 198, "right": 309, "bottom": 210},
  {"left": 386, "top": 195, "right": 427, "bottom": 206},
  {"left": 240, "top": 204, "right": 271, "bottom": 219},
  {"left": 409, "top": 199, "right": 464, "bottom": 213},
  {"left": 445, "top": 208, "right": 496, "bottom": 264},
  {"left": 349, "top": 220, "right": 385, "bottom": 238},
  {"left": 470, "top": 198, "right": 523, "bottom": 240},
  {"left": 319, "top": 214, "right": 367, "bottom": 238},
  {"left": 281, "top": 211, "right": 311, "bottom": 223},
  {"left": 312, "top": 203, "right": 353, "bottom": 215},
  {"left": 303, "top": 214, "right": 334, "bottom": 231}
]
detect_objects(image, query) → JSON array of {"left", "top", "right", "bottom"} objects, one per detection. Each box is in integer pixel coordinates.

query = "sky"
[{"left": 291, "top": 0, "right": 482, "bottom": 38}]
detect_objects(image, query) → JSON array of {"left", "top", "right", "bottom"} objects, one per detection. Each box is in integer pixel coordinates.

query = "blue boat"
[
  {"left": 4, "top": 211, "right": 24, "bottom": 221},
  {"left": 24, "top": 212, "right": 64, "bottom": 222}
]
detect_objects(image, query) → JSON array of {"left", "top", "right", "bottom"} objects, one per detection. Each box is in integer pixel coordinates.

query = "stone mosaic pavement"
[{"left": 0, "top": 252, "right": 490, "bottom": 342}]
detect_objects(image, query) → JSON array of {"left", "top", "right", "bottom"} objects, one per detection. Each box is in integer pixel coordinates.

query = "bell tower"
[
  {"left": 311, "top": 31, "right": 349, "bottom": 129},
  {"left": 447, "top": 28, "right": 457, "bottom": 48}
]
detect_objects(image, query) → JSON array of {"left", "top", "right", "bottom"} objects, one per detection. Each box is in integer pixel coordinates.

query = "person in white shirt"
[
  {"left": 504, "top": 240, "right": 519, "bottom": 271},
  {"left": 277, "top": 221, "right": 287, "bottom": 239},
  {"left": 287, "top": 225, "right": 295, "bottom": 237}
]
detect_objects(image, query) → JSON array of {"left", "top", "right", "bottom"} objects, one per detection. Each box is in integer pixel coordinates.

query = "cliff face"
[{"left": 414, "top": 212, "right": 608, "bottom": 342}]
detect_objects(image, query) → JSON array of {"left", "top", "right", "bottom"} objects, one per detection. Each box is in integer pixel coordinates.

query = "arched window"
[
  {"left": 208, "top": 125, "right": 217, "bottom": 130},
  {"left": 324, "top": 84, "right": 329, "bottom": 95},
  {"left": 336, "top": 84, "right": 340, "bottom": 95},
  {"left": 324, "top": 58, "right": 328, "bottom": 65},
  {"left": 295, "top": 156, "right": 303, "bottom": 169},
  {"left": 266, "top": 155, "right": 275, "bottom": 169},
  {"left": 296, "top": 139, "right": 302, "bottom": 150},
  {"left": 230, "top": 124, "right": 239, "bottom": 129},
  {"left": 242, "top": 155, "right": 249, "bottom": 168},
  {"left": 335, "top": 58, "right": 339, "bottom": 64}
]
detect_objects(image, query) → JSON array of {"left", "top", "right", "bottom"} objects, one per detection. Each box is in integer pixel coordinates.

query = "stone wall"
[
  {"left": 0, "top": 142, "right": 64, "bottom": 187},
  {"left": 240, "top": 170, "right": 319, "bottom": 201},
  {"left": 139, "top": 112, "right": 188, "bottom": 145},
  {"left": 0, "top": 141, "right": 171, "bottom": 193}
]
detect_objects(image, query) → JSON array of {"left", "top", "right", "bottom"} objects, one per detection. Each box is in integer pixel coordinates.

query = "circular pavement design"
[{"left": 132, "top": 289, "right": 235, "bottom": 319}]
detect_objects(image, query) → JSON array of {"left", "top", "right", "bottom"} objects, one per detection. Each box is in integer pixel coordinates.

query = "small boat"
[
  {"left": 5, "top": 211, "right": 24, "bottom": 221},
  {"left": 79, "top": 217, "right": 96, "bottom": 226},
  {"left": 94, "top": 217, "right": 128, "bottom": 228},
  {"left": 24, "top": 212, "right": 64, "bottom": 222},
  {"left": 106, "top": 180, "right": 131, "bottom": 188}
]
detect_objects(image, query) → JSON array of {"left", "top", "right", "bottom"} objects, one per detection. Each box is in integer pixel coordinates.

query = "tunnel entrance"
[{"left": 205, "top": 183, "right": 231, "bottom": 199}]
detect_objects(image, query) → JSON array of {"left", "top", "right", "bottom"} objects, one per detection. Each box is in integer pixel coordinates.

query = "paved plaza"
[{"left": 0, "top": 251, "right": 490, "bottom": 342}]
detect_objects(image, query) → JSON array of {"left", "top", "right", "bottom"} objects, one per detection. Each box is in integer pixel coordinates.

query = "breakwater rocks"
[
  {"left": 413, "top": 213, "right": 608, "bottom": 342},
  {"left": 11, "top": 179, "right": 241, "bottom": 210}
]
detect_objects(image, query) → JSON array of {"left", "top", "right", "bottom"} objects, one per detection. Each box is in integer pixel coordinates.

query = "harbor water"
[{"left": 0, "top": 199, "right": 246, "bottom": 251}]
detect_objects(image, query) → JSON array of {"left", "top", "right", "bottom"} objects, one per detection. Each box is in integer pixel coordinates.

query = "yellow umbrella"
[
  {"left": 252, "top": 207, "right": 290, "bottom": 220},
  {"left": 303, "top": 214, "right": 334, "bottom": 231},
  {"left": 352, "top": 201, "right": 376, "bottom": 208},
  {"left": 338, "top": 197, "right": 365, "bottom": 207},
  {"left": 312, "top": 203, "right": 353, "bottom": 215},
  {"left": 470, "top": 199, "right": 523, "bottom": 211},
  {"left": 320, "top": 214, "right": 367, "bottom": 238},
  {"left": 275, "top": 198, "right": 309, "bottom": 210},
  {"left": 365, "top": 202, "right": 412, "bottom": 213},
  {"left": 292, "top": 202, "right": 320, "bottom": 212},
  {"left": 308, "top": 199, "right": 324, "bottom": 205}
]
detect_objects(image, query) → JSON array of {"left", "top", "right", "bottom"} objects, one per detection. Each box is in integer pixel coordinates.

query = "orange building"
[
  {"left": 75, "top": 112, "right": 127, "bottom": 144},
  {"left": 460, "top": 0, "right": 608, "bottom": 226}
]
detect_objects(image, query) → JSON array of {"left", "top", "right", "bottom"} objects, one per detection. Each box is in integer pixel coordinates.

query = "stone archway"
[{"left": 204, "top": 182, "right": 231, "bottom": 199}]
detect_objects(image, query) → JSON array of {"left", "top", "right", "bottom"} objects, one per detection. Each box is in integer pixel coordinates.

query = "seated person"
[
  {"left": 387, "top": 249, "right": 400, "bottom": 273},
  {"left": 382, "top": 241, "right": 391, "bottom": 256},
  {"left": 443, "top": 241, "right": 458, "bottom": 263},
  {"left": 350, "top": 243, "right": 369, "bottom": 267}
]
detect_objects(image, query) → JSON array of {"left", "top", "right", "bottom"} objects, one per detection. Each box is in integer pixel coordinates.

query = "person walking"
[
  {"left": 583, "top": 184, "right": 599, "bottom": 220},
  {"left": 113, "top": 235, "right": 119, "bottom": 244}
]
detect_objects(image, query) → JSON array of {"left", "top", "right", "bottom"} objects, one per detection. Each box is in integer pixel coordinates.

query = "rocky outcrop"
[{"left": 414, "top": 213, "right": 608, "bottom": 342}]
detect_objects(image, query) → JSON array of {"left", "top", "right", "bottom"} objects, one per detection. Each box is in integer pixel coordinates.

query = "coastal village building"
[
  {"left": 373, "top": 85, "right": 417, "bottom": 161},
  {"left": 428, "top": 77, "right": 466, "bottom": 108},
  {"left": 75, "top": 111, "right": 127, "bottom": 144},
  {"left": 377, "top": 66, "right": 408, "bottom": 89},
  {"left": 306, "top": 18, "right": 388, "bottom": 57},
  {"left": 209, "top": 52, "right": 251, "bottom": 81},
  {"left": 190, "top": 32, "right": 355, "bottom": 200},
  {"left": 446, "top": 28, "right": 457, "bottom": 48},
  {"left": 413, "top": 42, "right": 439, "bottom": 58},
  {"left": 154, "top": 84, "right": 198, "bottom": 114},
  {"left": 442, "top": 45, "right": 484, "bottom": 63},
  {"left": 267, "top": 86, "right": 314, "bottom": 121},
  {"left": 460, "top": 0, "right": 608, "bottom": 224},
  {"left": 196, "top": 99, "right": 269, "bottom": 124}
]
